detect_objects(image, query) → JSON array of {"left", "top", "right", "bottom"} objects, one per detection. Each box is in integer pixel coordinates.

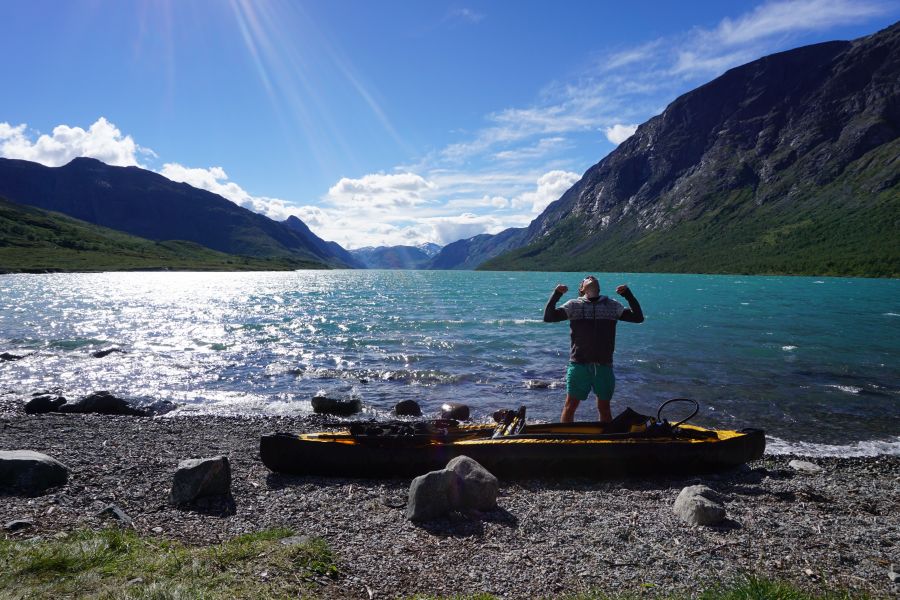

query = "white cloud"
[
  {"left": 327, "top": 172, "right": 435, "bottom": 209},
  {"left": 601, "top": 40, "right": 664, "bottom": 72},
  {"left": 670, "top": 0, "right": 890, "bottom": 76},
  {"left": 494, "top": 137, "right": 569, "bottom": 162},
  {"left": 604, "top": 124, "right": 638, "bottom": 145},
  {"left": 160, "top": 162, "right": 295, "bottom": 220},
  {"left": 512, "top": 170, "right": 581, "bottom": 214},
  {"left": 445, "top": 194, "right": 511, "bottom": 210},
  {"left": 0, "top": 117, "right": 147, "bottom": 167},
  {"left": 424, "top": 213, "right": 506, "bottom": 245},
  {"left": 713, "top": 0, "right": 886, "bottom": 46}
]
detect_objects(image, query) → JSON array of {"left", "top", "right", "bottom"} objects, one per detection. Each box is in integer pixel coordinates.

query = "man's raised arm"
[
  {"left": 543, "top": 284, "right": 569, "bottom": 323},
  {"left": 615, "top": 285, "right": 644, "bottom": 323}
]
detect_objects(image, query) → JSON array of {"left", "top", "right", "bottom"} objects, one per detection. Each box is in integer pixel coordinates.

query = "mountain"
[
  {"left": 0, "top": 157, "right": 355, "bottom": 268},
  {"left": 351, "top": 244, "right": 436, "bottom": 269},
  {"left": 281, "top": 216, "right": 362, "bottom": 268},
  {"left": 481, "top": 22, "right": 900, "bottom": 277},
  {"left": 0, "top": 197, "right": 322, "bottom": 272},
  {"left": 426, "top": 228, "right": 527, "bottom": 270},
  {"left": 415, "top": 242, "right": 442, "bottom": 257}
]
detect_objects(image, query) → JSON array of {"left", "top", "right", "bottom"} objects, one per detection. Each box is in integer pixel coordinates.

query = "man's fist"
[
  {"left": 615, "top": 284, "right": 631, "bottom": 296},
  {"left": 555, "top": 284, "right": 569, "bottom": 295}
]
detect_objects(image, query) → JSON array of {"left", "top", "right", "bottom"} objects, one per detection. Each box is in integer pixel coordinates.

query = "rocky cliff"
[{"left": 482, "top": 22, "right": 900, "bottom": 277}]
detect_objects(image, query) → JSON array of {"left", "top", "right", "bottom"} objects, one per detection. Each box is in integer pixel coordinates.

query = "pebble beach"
[{"left": 1, "top": 398, "right": 898, "bottom": 599}]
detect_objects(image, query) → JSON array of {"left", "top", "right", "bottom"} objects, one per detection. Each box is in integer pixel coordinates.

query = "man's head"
[{"left": 579, "top": 275, "right": 600, "bottom": 299}]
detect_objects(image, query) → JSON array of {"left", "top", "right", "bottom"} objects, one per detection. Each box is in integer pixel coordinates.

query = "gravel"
[{"left": 0, "top": 403, "right": 897, "bottom": 598}]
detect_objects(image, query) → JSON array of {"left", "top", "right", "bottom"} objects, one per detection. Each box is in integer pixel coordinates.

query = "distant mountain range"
[
  {"left": 432, "top": 22, "right": 900, "bottom": 277},
  {"left": 0, "top": 157, "right": 359, "bottom": 269},
  {"left": 350, "top": 242, "right": 442, "bottom": 269}
]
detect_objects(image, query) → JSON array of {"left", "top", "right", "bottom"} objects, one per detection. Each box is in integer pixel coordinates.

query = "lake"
[{"left": 1, "top": 270, "right": 898, "bottom": 456}]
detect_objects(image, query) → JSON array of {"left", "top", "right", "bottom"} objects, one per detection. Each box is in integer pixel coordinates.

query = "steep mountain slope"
[
  {"left": 0, "top": 158, "right": 354, "bottom": 267},
  {"left": 0, "top": 197, "right": 321, "bottom": 272},
  {"left": 351, "top": 244, "right": 435, "bottom": 269},
  {"left": 482, "top": 22, "right": 900, "bottom": 277},
  {"left": 427, "top": 228, "right": 528, "bottom": 270}
]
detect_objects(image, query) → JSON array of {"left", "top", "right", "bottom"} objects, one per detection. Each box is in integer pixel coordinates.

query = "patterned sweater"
[{"left": 543, "top": 291, "right": 644, "bottom": 364}]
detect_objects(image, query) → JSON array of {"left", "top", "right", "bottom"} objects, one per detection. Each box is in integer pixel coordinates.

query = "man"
[{"left": 543, "top": 276, "right": 644, "bottom": 423}]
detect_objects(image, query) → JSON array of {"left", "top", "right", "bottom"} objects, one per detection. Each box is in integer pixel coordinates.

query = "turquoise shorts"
[{"left": 565, "top": 362, "right": 615, "bottom": 402}]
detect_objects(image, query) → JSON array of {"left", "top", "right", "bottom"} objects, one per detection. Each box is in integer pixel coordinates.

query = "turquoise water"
[{"left": 1, "top": 271, "right": 898, "bottom": 454}]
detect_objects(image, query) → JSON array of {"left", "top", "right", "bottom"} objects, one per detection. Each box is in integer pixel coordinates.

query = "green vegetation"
[
  {"left": 0, "top": 198, "right": 328, "bottom": 272},
  {"left": 406, "top": 576, "right": 869, "bottom": 599},
  {"left": 481, "top": 140, "right": 900, "bottom": 278},
  {"left": 0, "top": 527, "right": 339, "bottom": 599},
  {"left": 0, "top": 528, "right": 872, "bottom": 599}
]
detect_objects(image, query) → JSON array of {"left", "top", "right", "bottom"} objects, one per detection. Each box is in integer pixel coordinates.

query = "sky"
[{"left": 1, "top": 1, "right": 897, "bottom": 249}]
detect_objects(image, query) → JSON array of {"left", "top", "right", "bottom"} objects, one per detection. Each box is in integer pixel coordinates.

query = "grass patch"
[
  {"left": 402, "top": 575, "right": 870, "bottom": 600},
  {"left": 0, "top": 527, "right": 339, "bottom": 599},
  {"left": 0, "top": 531, "right": 872, "bottom": 599}
]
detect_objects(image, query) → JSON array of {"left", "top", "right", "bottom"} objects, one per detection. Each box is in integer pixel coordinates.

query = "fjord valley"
[{"left": 1, "top": 24, "right": 898, "bottom": 277}]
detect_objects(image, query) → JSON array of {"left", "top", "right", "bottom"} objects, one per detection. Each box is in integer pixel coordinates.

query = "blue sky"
[{"left": 1, "top": 1, "right": 897, "bottom": 248}]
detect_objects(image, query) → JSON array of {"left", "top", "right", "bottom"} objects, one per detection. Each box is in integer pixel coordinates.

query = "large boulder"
[
  {"left": 394, "top": 400, "right": 422, "bottom": 417},
  {"left": 169, "top": 456, "right": 231, "bottom": 505},
  {"left": 406, "top": 469, "right": 461, "bottom": 522},
  {"left": 58, "top": 391, "right": 147, "bottom": 416},
  {"left": 0, "top": 450, "right": 69, "bottom": 494},
  {"left": 24, "top": 394, "right": 67, "bottom": 414},
  {"left": 440, "top": 402, "right": 470, "bottom": 421},
  {"left": 673, "top": 485, "right": 726, "bottom": 526},
  {"left": 311, "top": 395, "right": 362, "bottom": 416},
  {"left": 406, "top": 457, "right": 500, "bottom": 521},
  {"left": 446, "top": 455, "right": 498, "bottom": 511}
]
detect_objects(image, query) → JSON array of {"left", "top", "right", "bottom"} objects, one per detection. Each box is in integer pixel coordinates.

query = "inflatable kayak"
[{"left": 260, "top": 401, "right": 766, "bottom": 479}]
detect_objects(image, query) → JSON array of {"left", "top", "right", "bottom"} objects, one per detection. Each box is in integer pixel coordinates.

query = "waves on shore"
[{"left": 767, "top": 435, "right": 900, "bottom": 457}]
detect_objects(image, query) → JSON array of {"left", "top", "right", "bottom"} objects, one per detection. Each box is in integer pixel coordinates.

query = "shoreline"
[
  {"left": 2, "top": 268, "right": 898, "bottom": 278},
  {"left": 1, "top": 409, "right": 898, "bottom": 597}
]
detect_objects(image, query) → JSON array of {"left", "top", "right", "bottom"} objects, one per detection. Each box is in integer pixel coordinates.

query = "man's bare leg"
[
  {"left": 561, "top": 395, "right": 580, "bottom": 423},
  {"left": 596, "top": 397, "right": 612, "bottom": 423}
]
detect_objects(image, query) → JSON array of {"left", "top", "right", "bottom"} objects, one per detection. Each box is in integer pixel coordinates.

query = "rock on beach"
[
  {"left": 789, "top": 459, "right": 824, "bottom": 474},
  {"left": 673, "top": 484, "right": 727, "bottom": 526},
  {"left": 440, "top": 402, "right": 470, "bottom": 421},
  {"left": 0, "top": 450, "right": 69, "bottom": 495},
  {"left": 24, "top": 394, "right": 67, "bottom": 414},
  {"left": 393, "top": 399, "right": 422, "bottom": 417},
  {"left": 406, "top": 469, "right": 461, "bottom": 522},
  {"left": 407, "top": 456, "right": 499, "bottom": 521},
  {"left": 311, "top": 395, "right": 362, "bottom": 416},
  {"left": 446, "top": 455, "right": 498, "bottom": 511},
  {"left": 58, "top": 391, "right": 148, "bottom": 416},
  {"left": 170, "top": 455, "right": 232, "bottom": 505}
]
